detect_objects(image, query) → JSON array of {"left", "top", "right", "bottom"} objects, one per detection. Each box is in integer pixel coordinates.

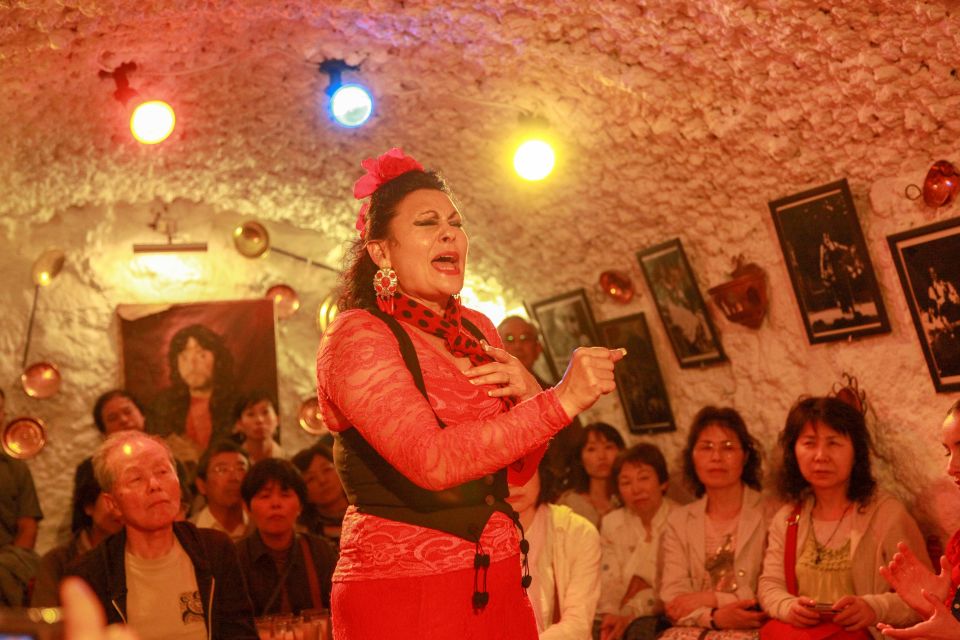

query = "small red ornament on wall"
[{"left": 707, "top": 256, "right": 768, "bottom": 329}]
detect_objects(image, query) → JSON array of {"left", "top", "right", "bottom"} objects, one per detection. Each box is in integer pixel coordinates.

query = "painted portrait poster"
[{"left": 118, "top": 299, "right": 278, "bottom": 461}]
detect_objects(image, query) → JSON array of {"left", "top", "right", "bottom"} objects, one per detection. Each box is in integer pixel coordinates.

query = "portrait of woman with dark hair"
[{"left": 147, "top": 323, "right": 239, "bottom": 459}]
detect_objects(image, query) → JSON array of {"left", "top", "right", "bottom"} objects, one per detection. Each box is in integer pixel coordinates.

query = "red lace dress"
[{"left": 316, "top": 307, "right": 572, "bottom": 639}]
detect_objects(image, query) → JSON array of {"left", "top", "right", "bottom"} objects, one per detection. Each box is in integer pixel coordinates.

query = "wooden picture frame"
[
  {"left": 888, "top": 217, "right": 960, "bottom": 392},
  {"left": 769, "top": 179, "right": 890, "bottom": 344},
  {"left": 636, "top": 238, "right": 726, "bottom": 367},
  {"left": 597, "top": 313, "right": 675, "bottom": 434},
  {"left": 529, "top": 288, "right": 600, "bottom": 380}
]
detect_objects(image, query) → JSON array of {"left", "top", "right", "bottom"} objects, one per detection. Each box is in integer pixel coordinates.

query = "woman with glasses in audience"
[
  {"left": 757, "top": 397, "right": 927, "bottom": 639},
  {"left": 659, "top": 406, "right": 769, "bottom": 639},
  {"left": 558, "top": 422, "right": 626, "bottom": 528},
  {"left": 596, "top": 443, "right": 675, "bottom": 640}
]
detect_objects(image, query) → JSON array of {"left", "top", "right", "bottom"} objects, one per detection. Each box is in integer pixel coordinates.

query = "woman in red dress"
[{"left": 315, "top": 148, "right": 623, "bottom": 639}]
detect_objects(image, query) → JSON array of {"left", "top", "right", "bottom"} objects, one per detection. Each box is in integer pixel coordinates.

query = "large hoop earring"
[{"left": 374, "top": 267, "right": 398, "bottom": 314}]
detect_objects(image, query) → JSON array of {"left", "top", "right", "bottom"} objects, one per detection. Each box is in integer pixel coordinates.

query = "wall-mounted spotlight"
[
  {"left": 100, "top": 62, "right": 176, "bottom": 144},
  {"left": 320, "top": 59, "right": 373, "bottom": 128}
]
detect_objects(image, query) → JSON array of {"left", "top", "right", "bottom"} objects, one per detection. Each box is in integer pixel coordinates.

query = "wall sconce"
[
  {"left": 707, "top": 256, "right": 768, "bottom": 329},
  {"left": 320, "top": 59, "right": 373, "bottom": 128},
  {"left": 233, "top": 221, "right": 337, "bottom": 272}
]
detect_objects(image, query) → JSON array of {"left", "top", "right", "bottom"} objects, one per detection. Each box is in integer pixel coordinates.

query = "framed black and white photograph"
[
  {"left": 888, "top": 217, "right": 960, "bottom": 392},
  {"left": 529, "top": 288, "right": 599, "bottom": 379},
  {"left": 598, "top": 313, "right": 675, "bottom": 434},
  {"left": 769, "top": 179, "right": 890, "bottom": 344},
  {"left": 636, "top": 239, "right": 726, "bottom": 367}
]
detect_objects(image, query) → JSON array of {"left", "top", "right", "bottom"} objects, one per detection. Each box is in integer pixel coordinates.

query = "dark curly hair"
[
  {"left": 337, "top": 169, "right": 453, "bottom": 311},
  {"left": 778, "top": 396, "right": 876, "bottom": 505},
  {"left": 682, "top": 406, "right": 762, "bottom": 497},
  {"left": 561, "top": 422, "right": 626, "bottom": 494}
]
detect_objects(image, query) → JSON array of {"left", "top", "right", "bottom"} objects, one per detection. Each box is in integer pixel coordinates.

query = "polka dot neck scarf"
[{"left": 391, "top": 293, "right": 517, "bottom": 408}]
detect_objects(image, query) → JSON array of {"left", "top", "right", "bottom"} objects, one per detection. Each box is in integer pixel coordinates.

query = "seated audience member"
[
  {"left": 291, "top": 443, "right": 348, "bottom": 543},
  {"left": 596, "top": 443, "right": 676, "bottom": 640},
  {"left": 659, "top": 407, "right": 769, "bottom": 639},
  {"left": 32, "top": 467, "right": 123, "bottom": 605},
  {"left": 558, "top": 422, "right": 626, "bottom": 528},
  {"left": 235, "top": 458, "right": 337, "bottom": 617},
  {"left": 232, "top": 392, "right": 283, "bottom": 463},
  {"left": 66, "top": 431, "right": 257, "bottom": 640},
  {"left": 497, "top": 315, "right": 583, "bottom": 475},
  {"left": 0, "top": 387, "right": 44, "bottom": 606},
  {"left": 508, "top": 455, "right": 601, "bottom": 638},
  {"left": 73, "top": 391, "right": 148, "bottom": 497},
  {"left": 878, "top": 400, "right": 960, "bottom": 640},
  {"left": 757, "top": 397, "right": 926, "bottom": 639},
  {"left": 190, "top": 440, "right": 251, "bottom": 541}
]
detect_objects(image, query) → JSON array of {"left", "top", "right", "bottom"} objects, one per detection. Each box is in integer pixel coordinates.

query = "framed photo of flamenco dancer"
[
  {"left": 529, "top": 288, "right": 600, "bottom": 379},
  {"left": 888, "top": 217, "right": 960, "bottom": 392},
  {"left": 636, "top": 239, "right": 726, "bottom": 368},
  {"left": 597, "top": 313, "right": 675, "bottom": 435},
  {"left": 769, "top": 179, "right": 890, "bottom": 344}
]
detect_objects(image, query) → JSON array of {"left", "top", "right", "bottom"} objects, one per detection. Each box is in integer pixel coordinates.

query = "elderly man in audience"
[
  {"left": 0, "top": 387, "right": 44, "bottom": 606},
  {"left": 190, "top": 440, "right": 251, "bottom": 540},
  {"left": 497, "top": 315, "right": 583, "bottom": 475},
  {"left": 67, "top": 431, "right": 257, "bottom": 640}
]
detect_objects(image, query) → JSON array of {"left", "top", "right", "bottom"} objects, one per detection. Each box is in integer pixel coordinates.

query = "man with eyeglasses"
[
  {"left": 497, "top": 316, "right": 583, "bottom": 476},
  {"left": 67, "top": 431, "right": 257, "bottom": 639},
  {"left": 191, "top": 441, "right": 251, "bottom": 541}
]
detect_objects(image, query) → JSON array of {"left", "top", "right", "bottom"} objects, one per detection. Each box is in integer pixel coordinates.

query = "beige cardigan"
[
  {"left": 757, "top": 493, "right": 927, "bottom": 638},
  {"left": 658, "top": 486, "right": 770, "bottom": 627}
]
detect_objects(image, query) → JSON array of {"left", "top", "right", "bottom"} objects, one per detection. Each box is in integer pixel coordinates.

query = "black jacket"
[{"left": 66, "top": 521, "right": 257, "bottom": 640}]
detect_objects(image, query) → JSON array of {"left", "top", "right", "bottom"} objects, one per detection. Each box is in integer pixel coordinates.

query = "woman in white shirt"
[
  {"left": 597, "top": 443, "right": 676, "bottom": 640},
  {"left": 508, "top": 457, "right": 601, "bottom": 639},
  {"left": 659, "top": 406, "right": 770, "bottom": 640}
]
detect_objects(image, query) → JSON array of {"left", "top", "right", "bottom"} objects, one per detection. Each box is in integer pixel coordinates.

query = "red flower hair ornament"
[{"left": 353, "top": 147, "right": 424, "bottom": 239}]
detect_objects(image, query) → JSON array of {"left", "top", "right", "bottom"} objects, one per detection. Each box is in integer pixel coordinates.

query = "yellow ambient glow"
[{"left": 513, "top": 139, "right": 555, "bottom": 181}]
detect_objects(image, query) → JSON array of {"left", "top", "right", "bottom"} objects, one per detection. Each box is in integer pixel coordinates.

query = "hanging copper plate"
[
  {"left": 298, "top": 397, "right": 328, "bottom": 436},
  {"left": 31, "top": 249, "right": 66, "bottom": 287},
  {"left": 21, "top": 362, "right": 62, "bottom": 399},
  {"left": 233, "top": 221, "right": 271, "bottom": 258},
  {"left": 266, "top": 284, "right": 301, "bottom": 320},
  {"left": 922, "top": 160, "right": 960, "bottom": 208},
  {"left": 2, "top": 416, "right": 47, "bottom": 459},
  {"left": 598, "top": 270, "right": 635, "bottom": 304}
]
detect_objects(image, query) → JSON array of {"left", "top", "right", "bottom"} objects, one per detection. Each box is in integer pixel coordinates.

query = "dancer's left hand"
[{"left": 464, "top": 343, "right": 542, "bottom": 401}]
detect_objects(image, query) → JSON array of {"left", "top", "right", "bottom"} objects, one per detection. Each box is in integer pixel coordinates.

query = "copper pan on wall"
[
  {"left": 2, "top": 416, "right": 47, "bottom": 459},
  {"left": 21, "top": 362, "right": 62, "bottom": 399},
  {"left": 298, "top": 397, "right": 329, "bottom": 436}
]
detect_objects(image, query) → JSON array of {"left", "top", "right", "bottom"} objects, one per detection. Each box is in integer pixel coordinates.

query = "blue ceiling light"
[{"left": 320, "top": 60, "right": 373, "bottom": 128}]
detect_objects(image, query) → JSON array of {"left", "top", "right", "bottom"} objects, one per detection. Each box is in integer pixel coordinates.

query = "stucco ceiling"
[{"left": 2, "top": 0, "right": 959, "bottom": 303}]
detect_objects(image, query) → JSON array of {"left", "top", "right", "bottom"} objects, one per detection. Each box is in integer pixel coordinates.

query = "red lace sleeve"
[
  {"left": 463, "top": 309, "right": 548, "bottom": 486},
  {"left": 316, "top": 310, "right": 570, "bottom": 491}
]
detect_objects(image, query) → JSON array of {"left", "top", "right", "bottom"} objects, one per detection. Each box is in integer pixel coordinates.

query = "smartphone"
[
  {"left": 0, "top": 607, "right": 63, "bottom": 640},
  {"left": 813, "top": 602, "right": 839, "bottom": 622}
]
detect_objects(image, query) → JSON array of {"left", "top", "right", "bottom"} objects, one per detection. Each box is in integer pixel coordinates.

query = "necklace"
[{"left": 811, "top": 502, "right": 853, "bottom": 564}]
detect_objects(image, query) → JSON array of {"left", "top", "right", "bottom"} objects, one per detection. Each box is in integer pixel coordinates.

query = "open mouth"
[{"left": 431, "top": 253, "right": 461, "bottom": 274}]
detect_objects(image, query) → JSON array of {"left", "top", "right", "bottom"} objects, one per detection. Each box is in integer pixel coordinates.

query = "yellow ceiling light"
[
  {"left": 513, "top": 139, "right": 555, "bottom": 181},
  {"left": 130, "top": 100, "right": 176, "bottom": 144}
]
